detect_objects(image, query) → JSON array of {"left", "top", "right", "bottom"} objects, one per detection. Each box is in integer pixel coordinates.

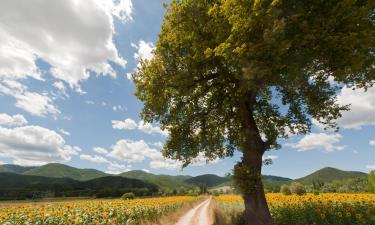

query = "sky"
[{"left": 0, "top": 0, "right": 374, "bottom": 179}]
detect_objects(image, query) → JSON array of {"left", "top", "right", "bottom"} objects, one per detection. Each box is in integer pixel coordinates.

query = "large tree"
[{"left": 132, "top": 0, "right": 375, "bottom": 224}]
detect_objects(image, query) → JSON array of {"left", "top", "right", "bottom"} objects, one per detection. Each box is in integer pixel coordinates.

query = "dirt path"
[{"left": 175, "top": 197, "right": 213, "bottom": 225}]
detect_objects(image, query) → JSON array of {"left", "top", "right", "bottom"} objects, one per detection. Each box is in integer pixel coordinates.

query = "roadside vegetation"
[{"left": 214, "top": 194, "right": 375, "bottom": 225}]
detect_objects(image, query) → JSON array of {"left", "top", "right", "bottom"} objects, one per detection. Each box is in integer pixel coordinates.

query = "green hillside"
[
  {"left": 185, "top": 174, "right": 231, "bottom": 187},
  {"left": 296, "top": 167, "right": 368, "bottom": 184},
  {"left": 263, "top": 175, "right": 292, "bottom": 182},
  {"left": 0, "top": 164, "right": 36, "bottom": 173},
  {"left": 0, "top": 172, "right": 158, "bottom": 200},
  {"left": 23, "top": 163, "right": 106, "bottom": 181},
  {"left": 120, "top": 170, "right": 192, "bottom": 188}
]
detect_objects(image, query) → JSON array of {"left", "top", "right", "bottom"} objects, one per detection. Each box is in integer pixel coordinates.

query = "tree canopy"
[{"left": 133, "top": 0, "right": 375, "bottom": 165}]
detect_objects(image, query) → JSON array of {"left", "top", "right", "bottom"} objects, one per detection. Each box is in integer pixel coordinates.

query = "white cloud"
[
  {"left": 79, "top": 152, "right": 132, "bottom": 174},
  {"left": 0, "top": 0, "right": 131, "bottom": 94},
  {"left": 112, "top": 118, "right": 138, "bottom": 130},
  {"left": 0, "top": 113, "right": 28, "bottom": 127},
  {"left": 370, "top": 140, "right": 375, "bottom": 146},
  {"left": 107, "top": 139, "right": 219, "bottom": 170},
  {"left": 127, "top": 40, "right": 155, "bottom": 80},
  {"left": 366, "top": 165, "right": 375, "bottom": 170},
  {"left": 52, "top": 81, "right": 68, "bottom": 97},
  {"left": 93, "top": 147, "right": 109, "bottom": 155},
  {"left": 58, "top": 129, "right": 70, "bottom": 136},
  {"left": 106, "top": 162, "right": 132, "bottom": 174},
  {"left": 132, "top": 40, "right": 154, "bottom": 62},
  {"left": 108, "top": 139, "right": 152, "bottom": 163},
  {"left": 14, "top": 92, "right": 60, "bottom": 117},
  {"left": 112, "top": 118, "right": 168, "bottom": 136},
  {"left": 288, "top": 133, "right": 344, "bottom": 153},
  {"left": 0, "top": 125, "right": 80, "bottom": 166},
  {"left": 141, "top": 169, "right": 150, "bottom": 173},
  {"left": 85, "top": 100, "right": 95, "bottom": 105},
  {"left": 138, "top": 121, "right": 169, "bottom": 136},
  {"left": 112, "top": 105, "right": 126, "bottom": 112},
  {"left": 80, "top": 154, "right": 109, "bottom": 164},
  {"left": 314, "top": 86, "right": 375, "bottom": 130}
]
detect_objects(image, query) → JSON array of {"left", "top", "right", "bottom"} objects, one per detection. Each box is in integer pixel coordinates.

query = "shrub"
[
  {"left": 280, "top": 184, "right": 291, "bottom": 195},
  {"left": 122, "top": 192, "right": 135, "bottom": 200},
  {"left": 290, "top": 182, "right": 306, "bottom": 195}
]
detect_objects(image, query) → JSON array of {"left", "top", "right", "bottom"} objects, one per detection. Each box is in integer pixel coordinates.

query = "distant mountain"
[
  {"left": 24, "top": 163, "right": 106, "bottom": 181},
  {"left": 0, "top": 164, "right": 35, "bottom": 173},
  {"left": 0, "top": 172, "right": 158, "bottom": 200},
  {"left": 263, "top": 175, "right": 292, "bottom": 182},
  {"left": 296, "top": 167, "right": 368, "bottom": 184},
  {"left": 120, "top": 170, "right": 192, "bottom": 188},
  {"left": 185, "top": 174, "right": 231, "bottom": 187}
]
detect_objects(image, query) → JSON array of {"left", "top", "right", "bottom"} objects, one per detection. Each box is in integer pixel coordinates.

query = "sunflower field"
[
  {"left": 0, "top": 196, "right": 198, "bottom": 225},
  {"left": 215, "top": 194, "right": 375, "bottom": 225}
]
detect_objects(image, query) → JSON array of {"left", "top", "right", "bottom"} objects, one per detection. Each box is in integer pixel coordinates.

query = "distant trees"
[
  {"left": 369, "top": 171, "right": 375, "bottom": 193},
  {"left": 122, "top": 192, "right": 135, "bottom": 200},
  {"left": 280, "top": 185, "right": 291, "bottom": 195},
  {"left": 290, "top": 182, "right": 306, "bottom": 196}
]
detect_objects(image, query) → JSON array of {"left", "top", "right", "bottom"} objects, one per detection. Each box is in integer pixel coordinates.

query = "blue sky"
[{"left": 0, "top": 0, "right": 374, "bottom": 179}]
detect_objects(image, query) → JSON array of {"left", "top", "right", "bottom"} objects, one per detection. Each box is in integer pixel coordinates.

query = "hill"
[
  {"left": 120, "top": 170, "right": 192, "bottom": 188},
  {"left": 263, "top": 175, "right": 292, "bottom": 182},
  {"left": 24, "top": 163, "right": 106, "bottom": 181},
  {"left": 185, "top": 174, "right": 231, "bottom": 187},
  {"left": 296, "top": 167, "right": 368, "bottom": 184},
  {"left": 0, "top": 172, "right": 158, "bottom": 200},
  {"left": 0, "top": 164, "right": 36, "bottom": 173}
]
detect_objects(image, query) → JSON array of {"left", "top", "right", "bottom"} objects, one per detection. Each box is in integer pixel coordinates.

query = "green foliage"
[
  {"left": 369, "top": 170, "right": 375, "bottom": 193},
  {"left": 290, "top": 182, "right": 306, "bottom": 195},
  {"left": 233, "top": 162, "right": 262, "bottom": 195},
  {"left": 133, "top": 0, "right": 375, "bottom": 168},
  {"left": 121, "top": 170, "right": 192, "bottom": 189},
  {"left": 0, "top": 172, "right": 158, "bottom": 200},
  {"left": 280, "top": 184, "right": 291, "bottom": 195},
  {"left": 24, "top": 163, "right": 106, "bottom": 181},
  {"left": 296, "top": 167, "right": 368, "bottom": 184},
  {"left": 122, "top": 192, "right": 135, "bottom": 200},
  {"left": 0, "top": 164, "right": 35, "bottom": 173},
  {"left": 185, "top": 174, "right": 231, "bottom": 187}
]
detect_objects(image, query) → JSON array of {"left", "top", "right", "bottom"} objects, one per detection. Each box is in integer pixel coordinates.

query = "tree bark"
[
  {"left": 238, "top": 91, "right": 273, "bottom": 225},
  {"left": 242, "top": 150, "right": 273, "bottom": 225}
]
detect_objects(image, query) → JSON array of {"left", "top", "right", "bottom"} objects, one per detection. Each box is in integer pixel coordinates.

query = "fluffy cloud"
[
  {"left": 107, "top": 139, "right": 219, "bottom": 170},
  {"left": 15, "top": 92, "right": 60, "bottom": 117},
  {"left": 0, "top": 0, "right": 131, "bottom": 90},
  {"left": 80, "top": 154, "right": 109, "bottom": 164},
  {"left": 112, "top": 118, "right": 168, "bottom": 136},
  {"left": 108, "top": 139, "right": 153, "bottom": 163},
  {"left": 132, "top": 40, "right": 154, "bottom": 62},
  {"left": 93, "top": 147, "right": 109, "bottom": 155},
  {"left": 0, "top": 125, "right": 80, "bottom": 166},
  {"left": 0, "top": 0, "right": 132, "bottom": 116},
  {"left": 314, "top": 86, "right": 375, "bottom": 130},
  {"left": 58, "top": 129, "right": 70, "bottom": 136},
  {"left": 79, "top": 153, "right": 132, "bottom": 174},
  {"left": 106, "top": 162, "right": 132, "bottom": 174},
  {"left": 107, "top": 139, "right": 180, "bottom": 169},
  {"left": 0, "top": 113, "right": 28, "bottom": 126},
  {"left": 366, "top": 165, "right": 375, "bottom": 170},
  {"left": 370, "top": 140, "right": 375, "bottom": 146},
  {"left": 112, "top": 118, "right": 138, "bottom": 130},
  {"left": 288, "top": 133, "right": 344, "bottom": 153},
  {"left": 127, "top": 40, "right": 155, "bottom": 80}
]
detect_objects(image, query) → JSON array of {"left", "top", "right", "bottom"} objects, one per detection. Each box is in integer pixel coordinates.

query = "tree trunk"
[
  {"left": 242, "top": 150, "right": 273, "bottom": 225},
  {"left": 237, "top": 91, "right": 273, "bottom": 225}
]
